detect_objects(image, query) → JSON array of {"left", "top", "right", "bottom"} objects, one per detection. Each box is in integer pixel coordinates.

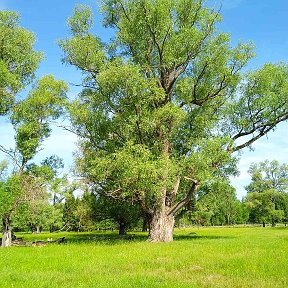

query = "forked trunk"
[
  {"left": 148, "top": 210, "right": 175, "bottom": 242},
  {"left": 2, "top": 215, "right": 12, "bottom": 247}
]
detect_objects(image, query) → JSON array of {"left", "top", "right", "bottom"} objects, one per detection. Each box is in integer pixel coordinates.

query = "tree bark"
[
  {"left": 2, "top": 214, "right": 12, "bottom": 247},
  {"left": 148, "top": 209, "right": 175, "bottom": 242}
]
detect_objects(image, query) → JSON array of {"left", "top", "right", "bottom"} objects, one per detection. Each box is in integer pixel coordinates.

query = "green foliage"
[
  {"left": 190, "top": 179, "right": 244, "bottom": 226},
  {"left": 1, "top": 74, "right": 67, "bottom": 237},
  {"left": 11, "top": 163, "right": 68, "bottom": 233},
  {"left": 0, "top": 174, "right": 24, "bottom": 218},
  {"left": 91, "top": 193, "right": 142, "bottom": 234},
  {"left": 67, "top": 5, "right": 93, "bottom": 36},
  {"left": 244, "top": 160, "right": 288, "bottom": 226},
  {"left": 62, "top": 191, "right": 95, "bottom": 232},
  {"left": 0, "top": 11, "right": 42, "bottom": 114},
  {"left": 245, "top": 190, "right": 288, "bottom": 226},
  {"left": 8, "top": 75, "right": 68, "bottom": 167},
  {"left": 223, "top": 64, "right": 288, "bottom": 152},
  {"left": 246, "top": 160, "right": 288, "bottom": 193}
]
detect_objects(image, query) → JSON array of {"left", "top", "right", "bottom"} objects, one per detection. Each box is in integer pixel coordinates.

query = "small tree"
[
  {"left": 0, "top": 75, "right": 67, "bottom": 246},
  {"left": 12, "top": 157, "right": 66, "bottom": 233}
]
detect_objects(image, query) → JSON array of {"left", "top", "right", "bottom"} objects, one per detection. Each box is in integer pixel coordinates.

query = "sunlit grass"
[{"left": 1, "top": 227, "right": 287, "bottom": 287}]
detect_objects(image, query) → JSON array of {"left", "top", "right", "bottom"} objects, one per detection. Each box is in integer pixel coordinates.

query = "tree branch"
[{"left": 167, "top": 179, "right": 199, "bottom": 216}]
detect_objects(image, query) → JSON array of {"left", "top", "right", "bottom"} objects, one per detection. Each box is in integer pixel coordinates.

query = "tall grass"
[{"left": 1, "top": 227, "right": 287, "bottom": 287}]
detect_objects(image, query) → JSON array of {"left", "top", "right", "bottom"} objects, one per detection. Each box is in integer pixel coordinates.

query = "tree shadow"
[
  {"left": 64, "top": 231, "right": 234, "bottom": 244},
  {"left": 173, "top": 232, "right": 235, "bottom": 242},
  {"left": 61, "top": 232, "right": 148, "bottom": 245},
  {"left": 15, "top": 230, "right": 235, "bottom": 246}
]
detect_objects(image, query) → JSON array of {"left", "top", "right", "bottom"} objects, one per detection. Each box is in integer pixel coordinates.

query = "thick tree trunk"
[
  {"left": 148, "top": 210, "right": 175, "bottom": 242},
  {"left": 2, "top": 215, "right": 12, "bottom": 247}
]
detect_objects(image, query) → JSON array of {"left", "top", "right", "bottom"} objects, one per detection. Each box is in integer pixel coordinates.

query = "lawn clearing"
[{"left": 1, "top": 227, "right": 287, "bottom": 287}]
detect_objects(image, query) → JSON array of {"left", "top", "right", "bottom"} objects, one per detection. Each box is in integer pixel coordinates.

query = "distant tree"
[
  {"left": 234, "top": 200, "right": 250, "bottom": 224},
  {"left": 245, "top": 190, "right": 286, "bottom": 227},
  {"left": 62, "top": 192, "right": 78, "bottom": 231},
  {"left": 91, "top": 194, "right": 142, "bottom": 235},
  {"left": 191, "top": 179, "right": 242, "bottom": 226},
  {"left": 48, "top": 175, "right": 68, "bottom": 232},
  {"left": 61, "top": 186, "right": 96, "bottom": 232},
  {"left": 75, "top": 192, "right": 95, "bottom": 231},
  {"left": 61, "top": 1, "right": 288, "bottom": 242},
  {"left": 244, "top": 160, "right": 288, "bottom": 227},
  {"left": 246, "top": 160, "right": 288, "bottom": 193},
  {"left": 12, "top": 156, "right": 66, "bottom": 233}
]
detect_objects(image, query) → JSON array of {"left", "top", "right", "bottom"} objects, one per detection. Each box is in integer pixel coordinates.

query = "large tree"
[{"left": 61, "top": 1, "right": 288, "bottom": 242}]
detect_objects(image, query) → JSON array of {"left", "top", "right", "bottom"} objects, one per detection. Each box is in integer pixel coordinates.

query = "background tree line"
[{"left": 2, "top": 158, "right": 288, "bottom": 237}]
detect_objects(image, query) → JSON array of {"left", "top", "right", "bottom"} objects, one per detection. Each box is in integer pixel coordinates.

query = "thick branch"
[
  {"left": 167, "top": 179, "right": 199, "bottom": 216},
  {"left": 231, "top": 113, "right": 288, "bottom": 152}
]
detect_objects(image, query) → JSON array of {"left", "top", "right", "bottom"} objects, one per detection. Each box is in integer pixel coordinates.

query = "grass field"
[{"left": 1, "top": 227, "right": 287, "bottom": 287}]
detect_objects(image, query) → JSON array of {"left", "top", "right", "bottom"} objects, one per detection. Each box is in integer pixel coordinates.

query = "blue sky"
[{"left": 1, "top": 0, "right": 288, "bottom": 198}]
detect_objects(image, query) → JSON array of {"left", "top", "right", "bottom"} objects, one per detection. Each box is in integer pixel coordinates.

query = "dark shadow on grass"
[
  {"left": 173, "top": 232, "right": 235, "bottom": 242},
  {"left": 15, "top": 231, "right": 235, "bottom": 246},
  {"left": 63, "top": 231, "right": 235, "bottom": 244},
  {"left": 61, "top": 232, "right": 148, "bottom": 245}
]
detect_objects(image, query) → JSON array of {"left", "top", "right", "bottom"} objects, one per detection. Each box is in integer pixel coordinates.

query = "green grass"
[{"left": 1, "top": 227, "right": 288, "bottom": 287}]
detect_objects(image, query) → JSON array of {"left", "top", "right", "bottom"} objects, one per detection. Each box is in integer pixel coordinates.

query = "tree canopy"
[{"left": 0, "top": 11, "right": 42, "bottom": 115}]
